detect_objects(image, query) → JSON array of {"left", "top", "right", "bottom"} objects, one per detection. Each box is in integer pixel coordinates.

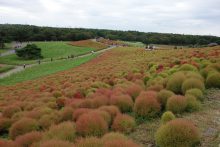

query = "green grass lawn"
[
  {"left": 122, "top": 41, "right": 146, "bottom": 47},
  {"left": 0, "top": 43, "right": 13, "bottom": 54},
  {"left": 0, "top": 54, "right": 97, "bottom": 85},
  {"left": 0, "top": 42, "right": 94, "bottom": 65},
  {"left": 0, "top": 65, "right": 14, "bottom": 73}
]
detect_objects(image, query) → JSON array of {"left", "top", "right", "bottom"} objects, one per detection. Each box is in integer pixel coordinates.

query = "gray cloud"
[{"left": 0, "top": 0, "right": 219, "bottom": 36}]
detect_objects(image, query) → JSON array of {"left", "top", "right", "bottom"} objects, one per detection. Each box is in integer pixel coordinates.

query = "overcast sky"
[{"left": 0, "top": 0, "right": 220, "bottom": 36}]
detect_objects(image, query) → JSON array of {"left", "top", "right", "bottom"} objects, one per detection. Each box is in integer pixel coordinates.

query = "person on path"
[{"left": 23, "top": 64, "right": 26, "bottom": 69}]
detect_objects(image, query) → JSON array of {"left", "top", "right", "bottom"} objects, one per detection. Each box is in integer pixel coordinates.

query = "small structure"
[
  {"left": 208, "top": 43, "right": 218, "bottom": 47},
  {"left": 145, "top": 44, "right": 155, "bottom": 51},
  {"left": 96, "top": 37, "right": 104, "bottom": 42}
]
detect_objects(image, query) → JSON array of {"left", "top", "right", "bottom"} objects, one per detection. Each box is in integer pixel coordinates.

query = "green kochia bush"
[
  {"left": 185, "top": 95, "right": 201, "bottom": 112},
  {"left": 166, "top": 72, "right": 186, "bottom": 94},
  {"left": 181, "top": 78, "right": 205, "bottom": 94},
  {"left": 185, "top": 88, "right": 204, "bottom": 102},
  {"left": 157, "top": 89, "right": 174, "bottom": 108},
  {"left": 179, "top": 64, "right": 198, "bottom": 71},
  {"left": 112, "top": 114, "right": 136, "bottom": 134},
  {"left": 44, "top": 121, "right": 76, "bottom": 142},
  {"left": 155, "top": 119, "right": 201, "bottom": 147},
  {"left": 166, "top": 95, "right": 187, "bottom": 114},
  {"left": 161, "top": 111, "right": 175, "bottom": 124},
  {"left": 206, "top": 72, "right": 220, "bottom": 88}
]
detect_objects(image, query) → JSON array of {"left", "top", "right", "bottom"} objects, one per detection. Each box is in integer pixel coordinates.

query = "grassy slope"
[
  {"left": 0, "top": 42, "right": 94, "bottom": 65},
  {"left": 0, "top": 54, "right": 97, "bottom": 85}
]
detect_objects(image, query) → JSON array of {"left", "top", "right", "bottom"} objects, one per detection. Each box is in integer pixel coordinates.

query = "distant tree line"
[{"left": 0, "top": 24, "right": 220, "bottom": 45}]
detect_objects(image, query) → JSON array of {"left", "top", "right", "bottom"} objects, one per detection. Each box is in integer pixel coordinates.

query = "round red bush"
[
  {"left": 134, "top": 91, "right": 161, "bottom": 118},
  {"left": 2, "top": 106, "right": 21, "bottom": 118},
  {"left": 38, "top": 140, "right": 74, "bottom": 147},
  {"left": 155, "top": 119, "right": 201, "bottom": 147},
  {"left": 166, "top": 95, "right": 187, "bottom": 114},
  {"left": 15, "top": 131, "right": 42, "bottom": 147},
  {"left": 72, "top": 108, "right": 91, "bottom": 121},
  {"left": 98, "top": 105, "right": 121, "bottom": 120},
  {"left": 76, "top": 112, "right": 108, "bottom": 137},
  {"left": 112, "top": 114, "right": 136, "bottom": 134}
]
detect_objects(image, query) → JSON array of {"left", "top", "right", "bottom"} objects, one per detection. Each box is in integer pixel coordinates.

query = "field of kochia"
[{"left": 0, "top": 45, "right": 220, "bottom": 147}]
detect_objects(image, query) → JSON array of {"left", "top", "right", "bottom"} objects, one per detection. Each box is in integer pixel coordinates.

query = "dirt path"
[
  {"left": 129, "top": 89, "right": 220, "bottom": 147},
  {"left": 0, "top": 45, "right": 116, "bottom": 79}
]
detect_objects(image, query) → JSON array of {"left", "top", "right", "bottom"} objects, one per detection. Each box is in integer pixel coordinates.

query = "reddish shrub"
[
  {"left": 59, "top": 107, "right": 74, "bottom": 122},
  {"left": 0, "top": 140, "right": 17, "bottom": 147},
  {"left": 0, "top": 118, "right": 12, "bottom": 134},
  {"left": 38, "top": 140, "right": 74, "bottom": 147},
  {"left": 2, "top": 106, "right": 21, "bottom": 118},
  {"left": 147, "top": 84, "right": 164, "bottom": 92},
  {"left": 92, "top": 95, "right": 109, "bottom": 108},
  {"left": 72, "top": 108, "right": 91, "bottom": 121},
  {"left": 9, "top": 118, "right": 39, "bottom": 140},
  {"left": 134, "top": 91, "right": 161, "bottom": 118},
  {"left": 89, "top": 110, "right": 111, "bottom": 126},
  {"left": 102, "top": 132, "right": 127, "bottom": 142},
  {"left": 155, "top": 119, "right": 201, "bottom": 147},
  {"left": 78, "top": 99, "right": 93, "bottom": 109},
  {"left": 166, "top": 95, "right": 187, "bottom": 114},
  {"left": 112, "top": 114, "right": 136, "bottom": 134},
  {"left": 125, "top": 84, "right": 142, "bottom": 99},
  {"left": 56, "top": 97, "right": 66, "bottom": 109},
  {"left": 44, "top": 121, "right": 76, "bottom": 142},
  {"left": 15, "top": 131, "right": 42, "bottom": 147},
  {"left": 104, "top": 139, "right": 140, "bottom": 147},
  {"left": 109, "top": 94, "right": 133, "bottom": 112},
  {"left": 76, "top": 112, "right": 108, "bottom": 137},
  {"left": 98, "top": 105, "right": 121, "bottom": 120},
  {"left": 75, "top": 137, "right": 103, "bottom": 147}
]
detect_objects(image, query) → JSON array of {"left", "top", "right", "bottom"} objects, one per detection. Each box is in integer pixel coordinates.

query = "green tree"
[{"left": 16, "top": 44, "right": 43, "bottom": 59}]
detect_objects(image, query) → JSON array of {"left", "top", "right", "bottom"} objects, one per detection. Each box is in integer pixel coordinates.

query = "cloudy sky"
[{"left": 0, "top": 0, "right": 220, "bottom": 36}]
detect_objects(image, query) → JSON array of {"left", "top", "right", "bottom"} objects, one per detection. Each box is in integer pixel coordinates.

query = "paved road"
[{"left": 0, "top": 45, "right": 117, "bottom": 79}]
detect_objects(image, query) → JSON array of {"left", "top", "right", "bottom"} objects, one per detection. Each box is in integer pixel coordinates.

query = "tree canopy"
[
  {"left": 16, "top": 44, "right": 43, "bottom": 59},
  {"left": 1, "top": 24, "right": 220, "bottom": 45}
]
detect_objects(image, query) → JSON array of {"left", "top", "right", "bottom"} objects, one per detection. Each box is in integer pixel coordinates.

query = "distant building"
[
  {"left": 208, "top": 43, "right": 218, "bottom": 47},
  {"left": 146, "top": 44, "right": 155, "bottom": 50}
]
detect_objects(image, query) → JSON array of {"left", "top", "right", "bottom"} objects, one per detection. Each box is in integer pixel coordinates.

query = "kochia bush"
[
  {"left": 109, "top": 94, "right": 133, "bottom": 112},
  {"left": 15, "top": 131, "right": 43, "bottom": 147},
  {"left": 157, "top": 89, "right": 174, "bottom": 108},
  {"left": 9, "top": 118, "right": 39, "bottom": 140},
  {"left": 76, "top": 112, "right": 108, "bottom": 137},
  {"left": 155, "top": 119, "right": 201, "bottom": 147},
  {"left": 185, "top": 88, "right": 204, "bottom": 102},
  {"left": 112, "top": 114, "right": 136, "bottom": 134},
  {"left": 181, "top": 78, "right": 205, "bottom": 94},
  {"left": 76, "top": 137, "right": 103, "bottom": 147},
  {"left": 161, "top": 111, "right": 175, "bottom": 124},
  {"left": 166, "top": 72, "right": 186, "bottom": 94},
  {"left": 44, "top": 121, "right": 76, "bottom": 142},
  {"left": 166, "top": 95, "right": 187, "bottom": 114},
  {"left": 206, "top": 72, "right": 220, "bottom": 88},
  {"left": 134, "top": 91, "right": 161, "bottom": 118}
]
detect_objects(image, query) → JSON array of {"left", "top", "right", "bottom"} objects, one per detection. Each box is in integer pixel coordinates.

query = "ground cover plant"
[
  {"left": 0, "top": 41, "right": 94, "bottom": 65},
  {"left": 0, "top": 45, "right": 219, "bottom": 146}
]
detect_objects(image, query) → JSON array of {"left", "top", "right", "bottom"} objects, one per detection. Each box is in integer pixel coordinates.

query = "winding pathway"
[{"left": 0, "top": 45, "right": 116, "bottom": 79}]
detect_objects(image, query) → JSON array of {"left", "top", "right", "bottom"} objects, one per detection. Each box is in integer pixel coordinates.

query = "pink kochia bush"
[
  {"left": 15, "top": 131, "right": 43, "bottom": 147},
  {"left": 76, "top": 111, "right": 108, "bottom": 137},
  {"left": 134, "top": 91, "right": 161, "bottom": 118}
]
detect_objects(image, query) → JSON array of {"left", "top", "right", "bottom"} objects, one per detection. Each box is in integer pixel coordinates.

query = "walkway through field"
[{"left": 0, "top": 45, "right": 116, "bottom": 79}]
